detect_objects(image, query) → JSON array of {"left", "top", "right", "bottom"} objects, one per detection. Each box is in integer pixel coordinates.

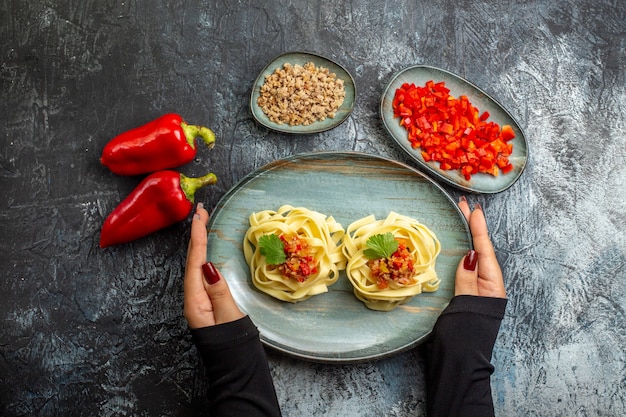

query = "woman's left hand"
[{"left": 183, "top": 203, "right": 245, "bottom": 329}]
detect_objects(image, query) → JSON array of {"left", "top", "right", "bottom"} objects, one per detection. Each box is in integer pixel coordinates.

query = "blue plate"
[
  {"left": 381, "top": 65, "right": 528, "bottom": 193},
  {"left": 251, "top": 51, "right": 356, "bottom": 134},
  {"left": 206, "top": 151, "right": 471, "bottom": 363}
]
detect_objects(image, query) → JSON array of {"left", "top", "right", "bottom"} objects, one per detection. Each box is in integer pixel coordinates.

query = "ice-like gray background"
[{"left": 1, "top": 0, "right": 625, "bottom": 416}]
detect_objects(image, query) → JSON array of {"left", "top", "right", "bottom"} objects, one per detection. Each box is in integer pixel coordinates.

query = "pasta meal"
[
  {"left": 341, "top": 212, "right": 441, "bottom": 311},
  {"left": 243, "top": 205, "right": 347, "bottom": 302}
]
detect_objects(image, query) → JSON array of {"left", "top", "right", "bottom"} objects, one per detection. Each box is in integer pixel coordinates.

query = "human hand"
[
  {"left": 184, "top": 203, "right": 245, "bottom": 329},
  {"left": 455, "top": 197, "right": 506, "bottom": 298}
]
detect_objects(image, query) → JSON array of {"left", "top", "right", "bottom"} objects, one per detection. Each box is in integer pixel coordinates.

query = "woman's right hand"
[{"left": 455, "top": 198, "right": 506, "bottom": 299}]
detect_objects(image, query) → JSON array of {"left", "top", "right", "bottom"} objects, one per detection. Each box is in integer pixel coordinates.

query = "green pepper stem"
[
  {"left": 180, "top": 172, "right": 218, "bottom": 203},
  {"left": 181, "top": 122, "right": 216, "bottom": 149}
]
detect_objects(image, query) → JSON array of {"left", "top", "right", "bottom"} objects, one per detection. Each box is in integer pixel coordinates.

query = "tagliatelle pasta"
[
  {"left": 243, "top": 205, "right": 347, "bottom": 302},
  {"left": 342, "top": 212, "right": 441, "bottom": 311}
]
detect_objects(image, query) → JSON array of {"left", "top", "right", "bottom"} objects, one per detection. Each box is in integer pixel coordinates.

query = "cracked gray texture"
[{"left": 1, "top": 0, "right": 625, "bottom": 416}]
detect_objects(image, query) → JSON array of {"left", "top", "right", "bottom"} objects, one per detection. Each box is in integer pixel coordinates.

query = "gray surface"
[{"left": 1, "top": 1, "right": 624, "bottom": 416}]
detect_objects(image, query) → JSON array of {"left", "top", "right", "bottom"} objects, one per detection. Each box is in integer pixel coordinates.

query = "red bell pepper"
[
  {"left": 99, "top": 170, "right": 217, "bottom": 247},
  {"left": 100, "top": 114, "right": 216, "bottom": 176}
]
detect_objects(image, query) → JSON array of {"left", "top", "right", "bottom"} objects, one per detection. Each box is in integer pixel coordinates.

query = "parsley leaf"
[
  {"left": 363, "top": 232, "right": 398, "bottom": 260},
  {"left": 258, "top": 234, "right": 286, "bottom": 265}
]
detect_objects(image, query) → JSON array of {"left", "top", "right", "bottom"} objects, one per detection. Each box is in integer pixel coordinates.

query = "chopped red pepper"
[
  {"left": 101, "top": 114, "right": 216, "bottom": 176},
  {"left": 392, "top": 81, "right": 515, "bottom": 180},
  {"left": 99, "top": 170, "right": 217, "bottom": 247}
]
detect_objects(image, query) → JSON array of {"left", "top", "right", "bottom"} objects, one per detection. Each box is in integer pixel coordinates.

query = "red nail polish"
[
  {"left": 463, "top": 250, "right": 478, "bottom": 271},
  {"left": 201, "top": 262, "right": 221, "bottom": 284}
]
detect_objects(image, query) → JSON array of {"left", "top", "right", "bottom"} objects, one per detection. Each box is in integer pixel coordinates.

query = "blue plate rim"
[{"left": 206, "top": 150, "right": 472, "bottom": 363}]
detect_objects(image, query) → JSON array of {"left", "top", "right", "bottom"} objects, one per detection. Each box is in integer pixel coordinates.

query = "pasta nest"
[
  {"left": 243, "top": 205, "right": 347, "bottom": 302},
  {"left": 341, "top": 212, "right": 441, "bottom": 311}
]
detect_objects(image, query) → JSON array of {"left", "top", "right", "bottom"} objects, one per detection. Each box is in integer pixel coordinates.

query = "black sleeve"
[
  {"left": 422, "top": 295, "right": 508, "bottom": 417},
  {"left": 191, "top": 316, "right": 282, "bottom": 417}
]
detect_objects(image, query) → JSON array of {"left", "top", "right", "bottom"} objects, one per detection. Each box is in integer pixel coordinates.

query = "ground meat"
[{"left": 257, "top": 62, "right": 346, "bottom": 126}]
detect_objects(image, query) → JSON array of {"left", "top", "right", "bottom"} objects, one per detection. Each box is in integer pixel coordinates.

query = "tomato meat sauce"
[
  {"left": 367, "top": 239, "right": 416, "bottom": 289},
  {"left": 392, "top": 80, "right": 515, "bottom": 180},
  {"left": 277, "top": 234, "right": 319, "bottom": 282}
]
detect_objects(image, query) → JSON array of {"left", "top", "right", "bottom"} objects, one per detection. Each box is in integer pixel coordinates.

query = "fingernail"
[
  {"left": 197, "top": 202, "right": 204, "bottom": 210},
  {"left": 474, "top": 202, "right": 483, "bottom": 211},
  {"left": 201, "top": 262, "right": 221, "bottom": 285},
  {"left": 193, "top": 213, "right": 201, "bottom": 221},
  {"left": 459, "top": 195, "right": 467, "bottom": 203},
  {"left": 463, "top": 250, "right": 478, "bottom": 271}
]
